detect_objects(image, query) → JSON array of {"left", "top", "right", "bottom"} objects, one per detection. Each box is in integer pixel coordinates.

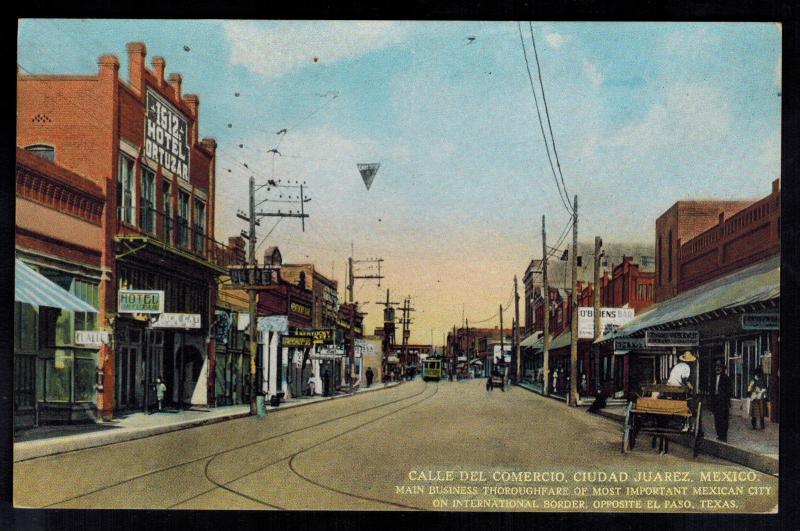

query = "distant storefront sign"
[
  {"left": 292, "top": 328, "right": 334, "bottom": 344},
  {"left": 645, "top": 330, "right": 699, "bottom": 347},
  {"left": 742, "top": 314, "right": 779, "bottom": 330},
  {"left": 145, "top": 89, "right": 190, "bottom": 180},
  {"left": 311, "top": 346, "right": 345, "bottom": 360},
  {"left": 75, "top": 330, "right": 111, "bottom": 347},
  {"left": 613, "top": 337, "right": 646, "bottom": 351},
  {"left": 281, "top": 335, "right": 314, "bottom": 348},
  {"left": 151, "top": 313, "right": 201, "bottom": 329},
  {"left": 578, "top": 307, "right": 635, "bottom": 339},
  {"left": 290, "top": 302, "right": 312, "bottom": 317},
  {"left": 118, "top": 290, "right": 164, "bottom": 314}
]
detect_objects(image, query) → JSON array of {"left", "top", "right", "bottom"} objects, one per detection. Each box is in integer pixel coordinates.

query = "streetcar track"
[
  {"left": 192, "top": 382, "right": 439, "bottom": 511},
  {"left": 35, "top": 382, "right": 425, "bottom": 509}
]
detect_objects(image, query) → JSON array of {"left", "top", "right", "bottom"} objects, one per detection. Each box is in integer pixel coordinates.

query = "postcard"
[{"left": 13, "top": 19, "right": 780, "bottom": 514}]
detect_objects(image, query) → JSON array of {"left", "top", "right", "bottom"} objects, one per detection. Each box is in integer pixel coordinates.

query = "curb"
[
  {"left": 14, "top": 382, "right": 402, "bottom": 463},
  {"left": 595, "top": 409, "right": 778, "bottom": 476}
]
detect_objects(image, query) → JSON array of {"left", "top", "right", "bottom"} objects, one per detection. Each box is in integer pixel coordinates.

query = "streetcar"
[{"left": 422, "top": 358, "right": 442, "bottom": 381}]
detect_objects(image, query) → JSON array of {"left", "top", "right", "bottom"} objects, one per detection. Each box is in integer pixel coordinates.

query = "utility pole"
[
  {"left": 376, "top": 289, "right": 399, "bottom": 381},
  {"left": 514, "top": 275, "right": 521, "bottom": 384},
  {"left": 236, "top": 176, "right": 310, "bottom": 415},
  {"left": 542, "top": 215, "right": 550, "bottom": 396},
  {"left": 498, "top": 304, "right": 503, "bottom": 376},
  {"left": 593, "top": 236, "right": 603, "bottom": 395},
  {"left": 399, "top": 296, "right": 415, "bottom": 376},
  {"left": 569, "top": 195, "right": 579, "bottom": 407},
  {"left": 347, "top": 253, "right": 384, "bottom": 385}
]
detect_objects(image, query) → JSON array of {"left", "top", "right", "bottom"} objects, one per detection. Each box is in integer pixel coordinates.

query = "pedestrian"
[
  {"left": 366, "top": 367, "right": 374, "bottom": 388},
  {"left": 580, "top": 374, "right": 588, "bottom": 397},
  {"left": 155, "top": 377, "right": 167, "bottom": 411},
  {"left": 322, "top": 368, "right": 330, "bottom": 397},
  {"left": 667, "top": 352, "right": 695, "bottom": 389},
  {"left": 748, "top": 367, "right": 767, "bottom": 430},
  {"left": 711, "top": 361, "right": 731, "bottom": 442},
  {"left": 307, "top": 372, "right": 316, "bottom": 396},
  {"left": 552, "top": 369, "right": 559, "bottom": 395}
]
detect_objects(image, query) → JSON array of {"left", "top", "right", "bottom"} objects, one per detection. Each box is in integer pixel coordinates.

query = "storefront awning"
[
  {"left": 520, "top": 332, "right": 543, "bottom": 348},
  {"left": 598, "top": 255, "right": 779, "bottom": 343},
  {"left": 15, "top": 259, "right": 97, "bottom": 312}
]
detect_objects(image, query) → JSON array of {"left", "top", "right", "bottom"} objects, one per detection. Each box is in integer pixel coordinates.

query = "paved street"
[{"left": 14, "top": 379, "right": 777, "bottom": 512}]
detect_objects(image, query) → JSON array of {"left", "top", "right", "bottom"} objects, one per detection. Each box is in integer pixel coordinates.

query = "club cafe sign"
[{"left": 145, "top": 89, "right": 190, "bottom": 180}]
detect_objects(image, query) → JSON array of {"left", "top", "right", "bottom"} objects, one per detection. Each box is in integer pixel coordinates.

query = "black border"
[{"left": 5, "top": 2, "right": 799, "bottom": 530}]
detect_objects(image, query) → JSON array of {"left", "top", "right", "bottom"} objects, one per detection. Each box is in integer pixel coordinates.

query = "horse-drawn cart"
[{"left": 622, "top": 384, "right": 703, "bottom": 457}]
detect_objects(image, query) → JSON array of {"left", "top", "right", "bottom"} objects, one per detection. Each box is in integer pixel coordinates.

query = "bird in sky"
[
  {"left": 227, "top": 123, "right": 232, "bottom": 128},
  {"left": 276, "top": 128, "right": 287, "bottom": 135},
  {"left": 267, "top": 149, "right": 282, "bottom": 156},
  {"left": 239, "top": 144, "right": 244, "bottom": 148},
  {"left": 466, "top": 36, "right": 476, "bottom": 45},
  {"left": 234, "top": 92, "right": 240, "bottom": 97},
  {"left": 183, "top": 45, "right": 191, "bottom": 52},
  {"left": 268, "top": 179, "right": 277, "bottom": 186}
]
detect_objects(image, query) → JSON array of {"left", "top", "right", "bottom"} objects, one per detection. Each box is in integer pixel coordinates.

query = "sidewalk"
[
  {"left": 597, "top": 404, "right": 778, "bottom": 476},
  {"left": 14, "top": 381, "right": 401, "bottom": 462}
]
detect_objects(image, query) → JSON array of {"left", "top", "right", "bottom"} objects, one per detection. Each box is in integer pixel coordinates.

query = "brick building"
[
  {"left": 17, "top": 42, "right": 240, "bottom": 422},
  {"left": 14, "top": 148, "right": 106, "bottom": 427},
  {"left": 607, "top": 179, "right": 780, "bottom": 422}
]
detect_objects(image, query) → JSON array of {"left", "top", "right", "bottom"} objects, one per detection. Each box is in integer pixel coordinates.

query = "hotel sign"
[
  {"left": 151, "top": 313, "right": 201, "bottom": 329},
  {"left": 145, "top": 89, "right": 190, "bottom": 180},
  {"left": 118, "top": 290, "right": 164, "bottom": 314},
  {"left": 645, "top": 330, "right": 699, "bottom": 347},
  {"left": 742, "top": 314, "right": 779, "bottom": 330}
]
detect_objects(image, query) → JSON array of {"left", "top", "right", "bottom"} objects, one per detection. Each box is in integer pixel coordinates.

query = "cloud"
[
  {"left": 582, "top": 59, "right": 604, "bottom": 87},
  {"left": 544, "top": 32, "right": 566, "bottom": 48},
  {"left": 609, "top": 82, "right": 732, "bottom": 156},
  {"left": 223, "top": 20, "right": 410, "bottom": 80}
]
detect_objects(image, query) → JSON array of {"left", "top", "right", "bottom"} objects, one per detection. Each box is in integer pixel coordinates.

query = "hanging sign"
[
  {"left": 613, "top": 337, "right": 646, "bottom": 351},
  {"left": 357, "top": 162, "right": 380, "bottom": 190},
  {"left": 151, "top": 313, "right": 201, "bottom": 329},
  {"left": 145, "top": 89, "right": 190, "bottom": 180},
  {"left": 75, "top": 330, "right": 111, "bottom": 347},
  {"left": 118, "top": 290, "right": 164, "bottom": 314},
  {"left": 741, "top": 314, "right": 779, "bottom": 330},
  {"left": 578, "top": 307, "right": 635, "bottom": 339},
  {"left": 311, "top": 345, "right": 345, "bottom": 360},
  {"left": 292, "top": 328, "right": 334, "bottom": 344},
  {"left": 281, "top": 335, "right": 313, "bottom": 348},
  {"left": 645, "top": 330, "right": 699, "bottom": 347}
]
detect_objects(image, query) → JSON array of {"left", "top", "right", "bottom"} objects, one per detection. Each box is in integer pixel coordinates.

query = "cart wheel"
[
  {"left": 692, "top": 401, "right": 703, "bottom": 458},
  {"left": 622, "top": 402, "right": 634, "bottom": 453}
]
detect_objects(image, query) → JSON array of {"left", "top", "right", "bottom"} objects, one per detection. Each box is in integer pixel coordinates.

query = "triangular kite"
[{"left": 357, "top": 163, "right": 380, "bottom": 190}]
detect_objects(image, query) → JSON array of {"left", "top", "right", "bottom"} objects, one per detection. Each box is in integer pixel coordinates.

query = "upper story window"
[
  {"left": 194, "top": 199, "right": 206, "bottom": 253},
  {"left": 118, "top": 155, "right": 136, "bottom": 225},
  {"left": 177, "top": 191, "right": 190, "bottom": 247},
  {"left": 162, "top": 180, "right": 173, "bottom": 244},
  {"left": 140, "top": 167, "right": 156, "bottom": 234},
  {"left": 25, "top": 144, "right": 55, "bottom": 162}
]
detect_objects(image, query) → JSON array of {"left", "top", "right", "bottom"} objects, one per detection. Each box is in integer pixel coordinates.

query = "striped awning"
[{"left": 15, "top": 259, "right": 98, "bottom": 313}]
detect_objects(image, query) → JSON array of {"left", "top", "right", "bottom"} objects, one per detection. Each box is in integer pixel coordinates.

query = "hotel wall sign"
[
  {"left": 118, "top": 290, "right": 164, "bottom": 314},
  {"left": 145, "top": 89, "right": 190, "bottom": 180}
]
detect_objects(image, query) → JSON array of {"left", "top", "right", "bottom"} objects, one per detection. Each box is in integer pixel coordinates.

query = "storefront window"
[
  {"left": 45, "top": 352, "right": 72, "bottom": 402},
  {"left": 14, "top": 301, "right": 38, "bottom": 353},
  {"left": 74, "top": 356, "right": 98, "bottom": 402}
]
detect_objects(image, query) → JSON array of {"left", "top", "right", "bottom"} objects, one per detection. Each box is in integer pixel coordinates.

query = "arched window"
[{"left": 25, "top": 144, "right": 55, "bottom": 162}]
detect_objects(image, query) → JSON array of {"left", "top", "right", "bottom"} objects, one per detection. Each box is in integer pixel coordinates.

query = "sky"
[{"left": 17, "top": 20, "right": 782, "bottom": 344}]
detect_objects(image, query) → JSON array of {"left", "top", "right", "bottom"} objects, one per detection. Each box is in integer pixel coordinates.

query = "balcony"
[{"left": 116, "top": 206, "right": 244, "bottom": 271}]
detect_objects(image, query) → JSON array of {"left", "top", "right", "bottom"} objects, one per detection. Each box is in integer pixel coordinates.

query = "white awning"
[{"left": 15, "top": 260, "right": 97, "bottom": 312}]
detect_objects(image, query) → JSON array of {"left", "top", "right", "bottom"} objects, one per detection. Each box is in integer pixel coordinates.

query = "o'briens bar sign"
[{"left": 118, "top": 290, "right": 164, "bottom": 314}]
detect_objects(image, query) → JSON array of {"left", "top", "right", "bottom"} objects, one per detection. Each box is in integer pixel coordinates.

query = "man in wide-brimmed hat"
[{"left": 666, "top": 351, "right": 696, "bottom": 389}]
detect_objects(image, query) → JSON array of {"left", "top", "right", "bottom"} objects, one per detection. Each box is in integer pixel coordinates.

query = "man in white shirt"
[{"left": 666, "top": 351, "right": 695, "bottom": 389}]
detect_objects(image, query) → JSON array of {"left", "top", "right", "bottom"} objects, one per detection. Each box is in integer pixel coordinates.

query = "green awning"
[
  {"left": 598, "top": 255, "right": 779, "bottom": 342},
  {"left": 15, "top": 259, "right": 97, "bottom": 313}
]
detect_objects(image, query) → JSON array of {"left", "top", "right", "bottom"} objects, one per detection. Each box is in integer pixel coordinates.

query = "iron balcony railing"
[{"left": 117, "top": 206, "right": 244, "bottom": 267}]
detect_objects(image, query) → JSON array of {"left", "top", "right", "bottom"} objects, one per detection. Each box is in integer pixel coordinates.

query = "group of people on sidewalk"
[
  {"left": 661, "top": 351, "right": 769, "bottom": 445},
  {"left": 304, "top": 367, "right": 377, "bottom": 397}
]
